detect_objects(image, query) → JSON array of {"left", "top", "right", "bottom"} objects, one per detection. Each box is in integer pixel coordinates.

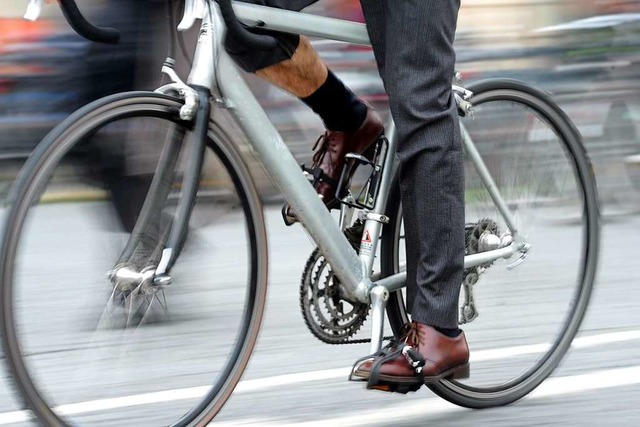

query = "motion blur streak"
[
  {"left": 0, "top": 328, "right": 638, "bottom": 424},
  {"left": 213, "top": 366, "right": 640, "bottom": 426}
]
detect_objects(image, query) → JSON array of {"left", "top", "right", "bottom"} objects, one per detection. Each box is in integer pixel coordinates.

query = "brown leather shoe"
[
  {"left": 282, "top": 105, "right": 384, "bottom": 225},
  {"left": 352, "top": 322, "right": 470, "bottom": 387},
  {"left": 311, "top": 105, "right": 384, "bottom": 207}
]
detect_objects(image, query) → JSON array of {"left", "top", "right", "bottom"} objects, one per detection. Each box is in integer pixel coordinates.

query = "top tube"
[{"left": 232, "top": 2, "right": 371, "bottom": 45}]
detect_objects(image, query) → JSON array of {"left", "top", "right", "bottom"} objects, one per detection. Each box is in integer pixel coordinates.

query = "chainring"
[
  {"left": 299, "top": 219, "right": 504, "bottom": 341},
  {"left": 300, "top": 247, "right": 369, "bottom": 344}
]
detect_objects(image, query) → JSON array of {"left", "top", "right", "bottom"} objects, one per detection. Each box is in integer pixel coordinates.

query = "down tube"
[{"left": 216, "top": 52, "right": 370, "bottom": 303}]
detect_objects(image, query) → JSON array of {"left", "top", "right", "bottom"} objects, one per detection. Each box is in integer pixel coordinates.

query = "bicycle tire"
[
  {"left": 0, "top": 91, "right": 268, "bottom": 425},
  {"left": 381, "top": 79, "right": 600, "bottom": 408}
]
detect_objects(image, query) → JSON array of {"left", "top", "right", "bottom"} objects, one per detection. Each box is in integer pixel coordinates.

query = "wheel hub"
[{"left": 107, "top": 264, "right": 171, "bottom": 295}]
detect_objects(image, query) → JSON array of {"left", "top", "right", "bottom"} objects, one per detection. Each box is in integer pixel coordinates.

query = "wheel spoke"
[
  {"left": 0, "top": 96, "right": 268, "bottom": 425},
  {"left": 382, "top": 82, "right": 598, "bottom": 408}
]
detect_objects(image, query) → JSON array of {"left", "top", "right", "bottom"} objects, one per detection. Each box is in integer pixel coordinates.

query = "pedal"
[
  {"left": 348, "top": 339, "right": 424, "bottom": 394},
  {"left": 348, "top": 358, "right": 373, "bottom": 383},
  {"left": 281, "top": 191, "right": 328, "bottom": 226},
  {"left": 281, "top": 163, "right": 327, "bottom": 226},
  {"left": 300, "top": 163, "right": 339, "bottom": 190},
  {"left": 367, "top": 380, "right": 423, "bottom": 394},
  {"left": 283, "top": 135, "right": 387, "bottom": 226},
  {"left": 281, "top": 204, "right": 298, "bottom": 226}
]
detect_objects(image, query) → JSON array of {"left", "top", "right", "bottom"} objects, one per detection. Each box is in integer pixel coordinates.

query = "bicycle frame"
[{"left": 164, "top": 1, "right": 526, "bottom": 352}]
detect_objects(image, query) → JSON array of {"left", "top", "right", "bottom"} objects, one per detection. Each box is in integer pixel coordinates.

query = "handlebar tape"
[{"left": 59, "top": 0, "right": 120, "bottom": 44}]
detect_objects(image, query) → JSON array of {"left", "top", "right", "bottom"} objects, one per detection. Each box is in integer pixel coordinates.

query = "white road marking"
[
  {"left": 217, "top": 365, "right": 640, "bottom": 427},
  {"left": 472, "top": 329, "right": 640, "bottom": 362},
  {"left": 0, "top": 329, "right": 638, "bottom": 425}
]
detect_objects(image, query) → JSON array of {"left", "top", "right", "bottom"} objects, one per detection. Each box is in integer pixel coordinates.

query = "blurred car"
[
  {"left": 2, "top": 9, "right": 639, "bottom": 210},
  {"left": 532, "top": 13, "right": 640, "bottom": 209},
  {"left": 0, "top": 19, "right": 89, "bottom": 158},
  {"left": 528, "top": 13, "right": 640, "bottom": 155},
  {"left": 421, "top": 13, "right": 640, "bottom": 210},
  {"left": 0, "top": 10, "right": 162, "bottom": 229},
  {"left": 458, "top": 13, "right": 640, "bottom": 145}
]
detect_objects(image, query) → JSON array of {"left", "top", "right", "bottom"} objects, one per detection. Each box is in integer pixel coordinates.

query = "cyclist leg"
[
  {"left": 225, "top": 1, "right": 384, "bottom": 210},
  {"left": 354, "top": 0, "right": 469, "bottom": 387}
]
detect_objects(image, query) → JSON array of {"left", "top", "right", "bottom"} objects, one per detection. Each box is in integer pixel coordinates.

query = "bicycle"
[{"left": 0, "top": 0, "right": 599, "bottom": 425}]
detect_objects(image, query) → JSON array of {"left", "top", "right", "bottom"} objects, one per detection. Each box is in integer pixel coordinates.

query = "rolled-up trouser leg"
[
  {"left": 361, "top": 0, "right": 464, "bottom": 328},
  {"left": 225, "top": 0, "right": 318, "bottom": 72}
]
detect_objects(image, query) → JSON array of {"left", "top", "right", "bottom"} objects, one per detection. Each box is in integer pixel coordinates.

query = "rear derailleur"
[{"left": 460, "top": 219, "right": 513, "bottom": 324}]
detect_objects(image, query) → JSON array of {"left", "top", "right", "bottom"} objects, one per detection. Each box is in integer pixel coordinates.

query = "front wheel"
[
  {"left": 0, "top": 92, "right": 268, "bottom": 425},
  {"left": 382, "top": 79, "right": 600, "bottom": 408}
]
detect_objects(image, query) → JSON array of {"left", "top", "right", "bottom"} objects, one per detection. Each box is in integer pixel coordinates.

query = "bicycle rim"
[
  {"left": 0, "top": 92, "right": 268, "bottom": 425},
  {"left": 382, "top": 80, "right": 599, "bottom": 408}
]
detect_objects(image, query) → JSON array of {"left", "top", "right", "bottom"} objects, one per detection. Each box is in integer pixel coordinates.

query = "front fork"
[{"left": 108, "top": 82, "right": 210, "bottom": 293}]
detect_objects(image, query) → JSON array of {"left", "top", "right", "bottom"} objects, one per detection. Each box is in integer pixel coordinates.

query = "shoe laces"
[
  {"left": 400, "top": 321, "right": 422, "bottom": 347},
  {"left": 311, "top": 132, "right": 337, "bottom": 165}
]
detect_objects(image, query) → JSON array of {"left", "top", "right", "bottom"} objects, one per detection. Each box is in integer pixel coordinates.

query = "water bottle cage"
[
  {"left": 300, "top": 164, "right": 339, "bottom": 189},
  {"left": 336, "top": 136, "right": 388, "bottom": 211}
]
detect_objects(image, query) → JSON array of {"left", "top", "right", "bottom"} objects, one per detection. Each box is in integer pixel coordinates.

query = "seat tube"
[{"left": 359, "top": 119, "right": 397, "bottom": 274}]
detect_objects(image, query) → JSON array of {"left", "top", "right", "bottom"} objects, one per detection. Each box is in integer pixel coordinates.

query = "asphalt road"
[{"left": 0, "top": 204, "right": 639, "bottom": 426}]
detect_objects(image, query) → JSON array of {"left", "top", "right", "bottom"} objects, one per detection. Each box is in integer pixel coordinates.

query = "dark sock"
[
  {"left": 434, "top": 326, "right": 461, "bottom": 338},
  {"left": 301, "top": 70, "right": 368, "bottom": 132}
]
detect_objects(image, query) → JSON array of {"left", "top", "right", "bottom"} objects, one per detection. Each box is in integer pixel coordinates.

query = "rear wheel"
[
  {"left": 0, "top": 92, "right": 268, "bottom": 425},
  {"left": 382, "top": 79, "right": 599, "bottom": 408}
]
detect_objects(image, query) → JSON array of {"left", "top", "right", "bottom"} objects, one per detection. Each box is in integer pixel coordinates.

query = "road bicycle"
[{"left": 0, "top": 0, "right": 599, "bottom": 425}]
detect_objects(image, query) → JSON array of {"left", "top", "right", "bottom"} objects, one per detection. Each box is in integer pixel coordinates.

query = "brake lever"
[
  {"left": 24, "top": 0, "right": 45, "bottom": 21},
  {"left": 178, "top": 0, "right": 207, "bottom": 31}
]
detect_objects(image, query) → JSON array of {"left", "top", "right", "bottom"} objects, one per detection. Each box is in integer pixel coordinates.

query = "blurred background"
[
  {"left": 1, "top": 0, "right": 639, "bottom": 213},
  {"left": 0, "top": 1, "right": 639, "bottom": 426}
]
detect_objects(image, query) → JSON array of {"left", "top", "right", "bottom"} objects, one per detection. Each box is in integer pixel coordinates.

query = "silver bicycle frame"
[{"left": 178, "top": 1, "right": 526, "bottom": 351}]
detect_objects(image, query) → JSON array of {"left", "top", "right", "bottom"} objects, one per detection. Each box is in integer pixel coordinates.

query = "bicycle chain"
[
  {"left": 299, "top": 247, "right": 368, "bottom": 344},
  {"left": 299, "top": 220, "right": 394, "bottom": 345},
  {"left": 299, "top": 219, "right": 500, "bottom": 342}
]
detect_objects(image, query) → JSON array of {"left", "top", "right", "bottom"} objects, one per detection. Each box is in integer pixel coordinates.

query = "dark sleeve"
[
  {"left": 243, "top": 0, "right": 318, "bottom": 9},
  {"left": 224, "top": 0, "right": 319, "bottom": 72}
]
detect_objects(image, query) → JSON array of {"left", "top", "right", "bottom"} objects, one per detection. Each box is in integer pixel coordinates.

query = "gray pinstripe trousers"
[{"left": 360, "top": 0, "right": 464, "bottom": 328}]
